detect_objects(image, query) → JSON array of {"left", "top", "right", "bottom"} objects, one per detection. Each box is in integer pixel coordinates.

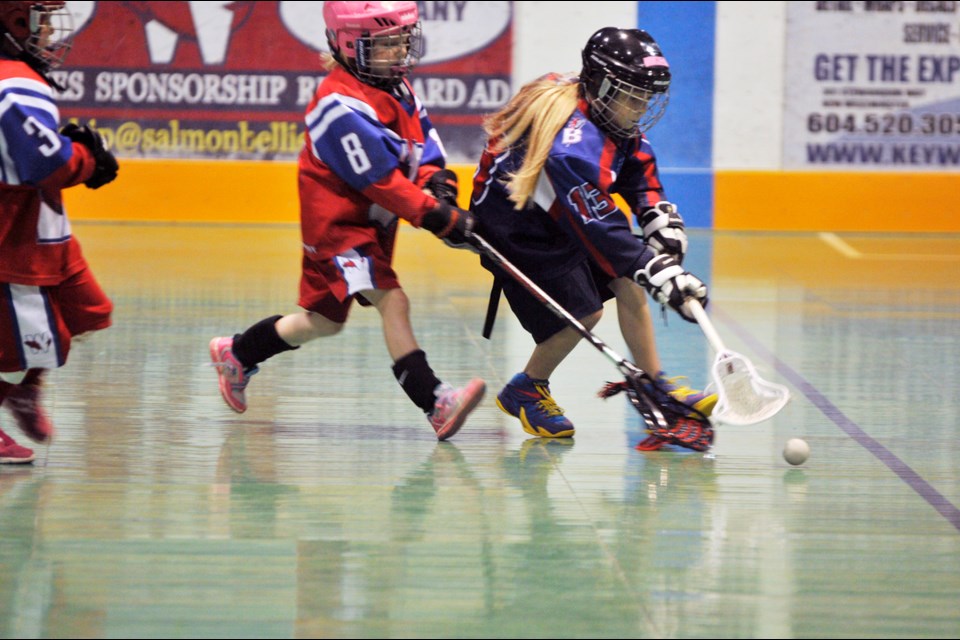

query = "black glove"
[
  {"left": 637, "top": 201, "right": 687, "bottom": 263},
  {"left": 633, "top": 254, "right": 708, "bottom": 323},
  {"left": 421, "top": 201, "right": 477, "bottom": 250},
  {"left": 424, "top": 169, "right": 459, "bottom": 205},
  {"left": 61, "top": 123, "right": 119, "bottom": 189}
]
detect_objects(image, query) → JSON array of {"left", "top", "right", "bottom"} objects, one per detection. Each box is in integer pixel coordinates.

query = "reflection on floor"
[{"left": 1, "top": 224, "right": 958, "bottom": 638}]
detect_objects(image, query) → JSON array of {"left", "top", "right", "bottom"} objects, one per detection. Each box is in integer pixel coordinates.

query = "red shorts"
[
  {"left": 298, "top": 241, "right": 401, "bottom": 323},
  {"left": 0, "top": 266, "right": 113, "bottom": 372}
]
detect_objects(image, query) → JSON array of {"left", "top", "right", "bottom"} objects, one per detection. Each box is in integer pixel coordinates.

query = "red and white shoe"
[
  {"left": 0, "top": 427, "right": 35, "bottom": 464},
  {"left": 2, "top": 377, "right": 54, "bottom": 443}
]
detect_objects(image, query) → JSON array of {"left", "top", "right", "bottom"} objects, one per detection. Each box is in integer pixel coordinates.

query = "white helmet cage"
[
  {"left": 0, "top": 1, "right": 74, "bottom": 74},
  {"left": 323, "top": 1, "right": 424, "bottom": 90},
  {"left": 352, "top": 24, "right": 423, "bottom": 88}
]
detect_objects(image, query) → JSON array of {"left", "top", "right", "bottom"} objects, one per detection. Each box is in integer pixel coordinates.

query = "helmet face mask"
[
  {"left": 0, "top": 1, "right": 74, "bottom": 74},
  {"left": 352, "top": 24, "right": 423, "bottom": 88},
  {"left": 323, "top": 1, "right": 423, "bottom": 89},
  {"left": 580, "top": 27, "right": 671, "bottom": 140},
  {"left": 589, "top": 74, "right": 669, "bottom": 141}
]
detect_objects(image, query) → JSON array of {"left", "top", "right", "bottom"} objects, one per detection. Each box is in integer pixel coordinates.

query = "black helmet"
[{"left": 580, "top": 27, "right": 671, "bottom": 140}]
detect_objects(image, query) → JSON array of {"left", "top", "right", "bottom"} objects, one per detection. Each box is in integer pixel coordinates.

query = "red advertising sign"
[{"left": 56, "top": 1, "right": 512, "bottom": 162}]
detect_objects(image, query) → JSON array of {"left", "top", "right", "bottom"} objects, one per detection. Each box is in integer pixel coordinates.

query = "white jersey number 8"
[{"left": 340, "top": 133, "right": 372, "bottom": 175}]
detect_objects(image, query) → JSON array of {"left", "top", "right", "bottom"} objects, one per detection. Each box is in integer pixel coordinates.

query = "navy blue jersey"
[{"left": 471, "top": 97, "right": 663, "bottom": 279}]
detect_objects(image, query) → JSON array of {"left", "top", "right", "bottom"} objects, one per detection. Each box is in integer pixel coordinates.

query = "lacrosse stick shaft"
[
  {"left": 685, "top": 298, "right": 726, "bottom": 354},
  {"left": 470, "top": 233, "right": 637, "bottom": 376},
  {"left": 470, "top": 233, "right": 717, "bottom": 440}
]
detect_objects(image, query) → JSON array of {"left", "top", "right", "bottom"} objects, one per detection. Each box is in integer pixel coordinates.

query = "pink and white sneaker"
[
  {"left": 428, "top": 379, "right": 486, "bottom": 441},
  {"left": 209, "top": 336, "right": 258, "bottom": 413}
]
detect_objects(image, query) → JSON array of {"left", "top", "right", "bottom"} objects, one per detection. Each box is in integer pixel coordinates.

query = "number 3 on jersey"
[
  {"left": 24, "top": 116, "right": 62, "bottom": 157},
  {"left": 340, "top": 132, "right": 372, "bottom": 175}
]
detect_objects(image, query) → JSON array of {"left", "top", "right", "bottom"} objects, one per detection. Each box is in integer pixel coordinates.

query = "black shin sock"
[
  {"left": 392, "top": 349, "right": 442, "bottom": 414},
  {"left": 231, "top": 315, "right": 298, "bottom": 370}
]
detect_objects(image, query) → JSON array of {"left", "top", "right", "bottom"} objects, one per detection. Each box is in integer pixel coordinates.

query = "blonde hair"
[
  {"left": 320, "top": 52, "right": 340, "bottom": 71},
  {"left": 483, "top": 75, "right": 580, "bottom": 210}
]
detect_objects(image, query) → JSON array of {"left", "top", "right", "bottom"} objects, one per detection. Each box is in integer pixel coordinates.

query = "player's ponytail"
[{"left": 482, "top": 74, "right": 579, "bottom": 210}]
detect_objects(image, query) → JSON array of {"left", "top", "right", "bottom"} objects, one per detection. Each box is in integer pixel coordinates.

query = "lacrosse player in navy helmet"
[
  {"left": 210, "top": 1, "right": 484, "bottom": 441},
  {"left": 471, "top": 27, "right": 714, "bottom": 448}
]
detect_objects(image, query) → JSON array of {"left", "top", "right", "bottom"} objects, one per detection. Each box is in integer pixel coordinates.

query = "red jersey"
[{"left": 297, "top": 65, "right": 447, "bottom": 262}]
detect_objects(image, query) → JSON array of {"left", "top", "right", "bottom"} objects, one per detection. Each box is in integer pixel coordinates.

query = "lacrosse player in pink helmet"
[{"left": 210, "top": 1, "right": 484, "bottom": 440}]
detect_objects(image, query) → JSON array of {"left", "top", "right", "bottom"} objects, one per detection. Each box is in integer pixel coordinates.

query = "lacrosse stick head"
[
  {"left": 599, "top": 370, "right": 714, "bottom": 452},
  {"left": 707, "top": 350, "right": 790, "bottom": 426}
]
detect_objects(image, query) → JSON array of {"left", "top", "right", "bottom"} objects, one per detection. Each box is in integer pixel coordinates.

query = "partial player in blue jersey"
[{"left": 471, "top": 28, "right": 716, "bottom": 447}]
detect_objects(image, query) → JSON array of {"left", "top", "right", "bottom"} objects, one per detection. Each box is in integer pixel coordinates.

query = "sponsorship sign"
[
  {"left": 56, "top": 1, "right": 512, "bottom": 162},
  {"left": 784, "top": 1, "right": 960, "bottom": 170}
]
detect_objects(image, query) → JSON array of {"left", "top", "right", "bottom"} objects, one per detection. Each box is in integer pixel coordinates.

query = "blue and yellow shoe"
[
  {"left": 496, "top": 373, "right": 575, "bottom": 438},
  {"left": 655, "top": 372, "right": 717, "bottom": 418}
]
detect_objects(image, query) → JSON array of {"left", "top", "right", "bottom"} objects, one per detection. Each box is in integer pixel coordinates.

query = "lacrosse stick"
[
  {"left": 684, "top": 299, "right": 790, "bottom": 426},
  {"left": 470, "top": 233, "right": 713, "bottom": 451}
]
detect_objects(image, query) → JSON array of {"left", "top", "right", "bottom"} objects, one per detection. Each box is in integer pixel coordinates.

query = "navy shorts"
[{"left": 500, "top": 261, "right": 614, "bottom": 344}]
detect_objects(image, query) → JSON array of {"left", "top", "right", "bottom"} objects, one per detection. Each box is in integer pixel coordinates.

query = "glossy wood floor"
[{"left": 1, "top": 224, "right": 958, "bottom": 639}]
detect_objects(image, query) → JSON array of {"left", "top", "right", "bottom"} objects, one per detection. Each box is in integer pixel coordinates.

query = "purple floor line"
[{"left": 712, "top": 306, "right": 960, "bottom": 533}]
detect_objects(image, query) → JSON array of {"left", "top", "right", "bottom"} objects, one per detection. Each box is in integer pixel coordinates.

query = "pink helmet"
[
  {"left": 0, "top": 1, "right": 74, "bottom": 73},
  {"left": 323, "top": 1, "right": 423, "bottom": 88}
]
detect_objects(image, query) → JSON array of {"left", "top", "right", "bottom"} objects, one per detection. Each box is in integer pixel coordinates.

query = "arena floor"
[{"left": 1, "top": 223, "right": 958, "bottom": 639}]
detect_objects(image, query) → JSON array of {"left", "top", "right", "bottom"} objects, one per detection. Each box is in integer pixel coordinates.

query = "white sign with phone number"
[{"left": 784, "top": 1, "right": 960, "bottom": 170}]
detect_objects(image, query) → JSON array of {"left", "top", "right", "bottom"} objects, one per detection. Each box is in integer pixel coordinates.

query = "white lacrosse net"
[{"left": 707, "top": 350, "right": 790, "bottom": 426}]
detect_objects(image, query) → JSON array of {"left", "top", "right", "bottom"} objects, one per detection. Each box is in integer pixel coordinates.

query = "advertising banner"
[
  {"left": 784, "top": 2, "right": 960, "bottom": 170},
  {"left": 56, "top": 1, "right": 512, "bottom": 163}
]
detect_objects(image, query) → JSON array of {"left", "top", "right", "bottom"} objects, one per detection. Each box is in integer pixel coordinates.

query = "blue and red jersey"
[
  {"left": 471, "top": 93, "right": 664, "bottom": 280},
  {"left": 298, "top": 65, "right": 448, "bottom": 262},
  {"left": 0, "top": 56, "right": 97, "bottom": 285}
]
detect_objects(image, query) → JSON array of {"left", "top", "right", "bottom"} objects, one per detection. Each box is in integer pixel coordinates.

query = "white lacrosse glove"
[
  {"left": 636, "top": 201, "right": 688, "bottom": 263},
  {"left": 633, "top": 254, "right": 708, "bottom": 323}
]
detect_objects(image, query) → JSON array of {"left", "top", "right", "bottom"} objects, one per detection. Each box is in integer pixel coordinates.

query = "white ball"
[{"left": 783, "top": 438, "right": 810, "bottom": 466}]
